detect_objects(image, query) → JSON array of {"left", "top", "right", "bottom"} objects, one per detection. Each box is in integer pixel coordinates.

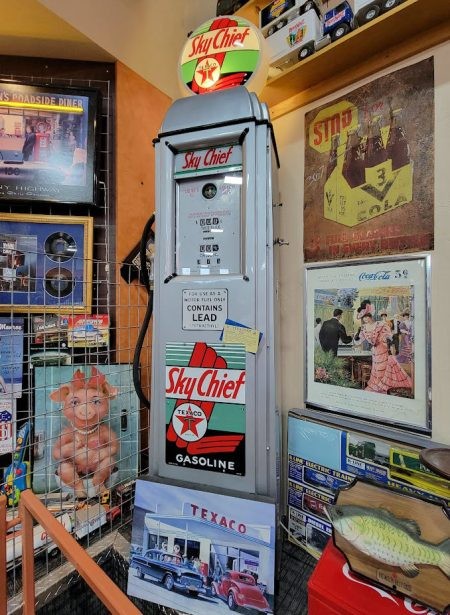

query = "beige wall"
[
  {"left": 39, "top": 0, "right": 216, "bottom": 99},
  {"left": 273, "top": 40, "right": 450, "bottom": 445}
]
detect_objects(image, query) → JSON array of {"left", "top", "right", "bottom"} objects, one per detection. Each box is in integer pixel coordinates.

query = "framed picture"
[
  {"left": 0, "top": 81, "right": 99, "bottom": 206},
  {"left": 305, "top": 255, "right": 430, "bottom": 432},
  {"left": 127, "top": 477, "right": 276, "bottom": 615},
  {"left": 32, "top": 364, "right": 139, "bottom": 498},
  {"left": 0, "top": 212, "right": 93, "bottom": 313}
]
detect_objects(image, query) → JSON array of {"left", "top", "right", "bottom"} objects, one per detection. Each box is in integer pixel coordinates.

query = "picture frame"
[
  {"left": 0, "top": 212, "right": 93, "bottom": 313},
  {"left": 127, "top": 477, "right": 276, "bottom": 615},
  {"left": 305, "top": 255, "right": 430, "bottom": 433},
  {"left": 0, "top": 80, "right": 99, "bottom": 206}
]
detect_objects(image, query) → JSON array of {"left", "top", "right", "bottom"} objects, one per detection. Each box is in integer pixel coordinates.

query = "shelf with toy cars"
[{"left": 236, "top": 0, "right": 450, "bottom": 119}]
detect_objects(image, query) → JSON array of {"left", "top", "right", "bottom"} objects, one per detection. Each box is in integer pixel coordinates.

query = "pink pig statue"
[{"left": 51, "top": 367, "right": 119, "bottom": 498}]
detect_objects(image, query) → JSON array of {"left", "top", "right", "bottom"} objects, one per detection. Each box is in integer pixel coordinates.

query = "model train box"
[
  {"left": 288, "top": 505, "right": 331, "bottom": 557},
  {"left": 288, "top": 414, "right": 450, "bottom": 506},
  {"left": 287, "top": 413, "right": 450, "bottom": 554},
  {"left": 289, "top": 453, "right": 354, "bottom": 493},
  {"left": 288, "top": 478, "right": 335, "bottom": 520}
]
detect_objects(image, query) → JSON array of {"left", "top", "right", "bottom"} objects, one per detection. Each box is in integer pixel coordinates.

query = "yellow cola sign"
[
  {"left": 324, "top": 157, "right": 413, "bottom": 227},
  {"left": 309, "top": 100, "right": 358, "bottom": 155}
]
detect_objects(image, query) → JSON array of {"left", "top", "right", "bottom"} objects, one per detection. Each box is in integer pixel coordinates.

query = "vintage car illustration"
[
  {"left": 129, "top": 548, "right": 206, "bottom": 596},
  {"left": 211, "top": 570, "right": 272, "bottom": 612}
]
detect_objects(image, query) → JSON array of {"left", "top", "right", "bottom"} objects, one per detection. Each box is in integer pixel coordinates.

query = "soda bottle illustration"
[
  {"left": 342, "top": 127, "right": 365, "bottom": 188},
  {"left": 326, "top": 133, "right": 340, "bottom": 180},
  {"left": 386, "top": 108, "right": 410, "bottom": 170},
  {"left": 365, "top": 115, "right": 388, "bottom": 168}
]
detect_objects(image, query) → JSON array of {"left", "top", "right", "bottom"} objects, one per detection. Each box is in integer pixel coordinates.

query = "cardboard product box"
[
  {"left": 308, "top": 541, "right": 437, "bottom": 615},
  {"left": 287, "top": 413, "right": 450, "bottom": 553},
  {"left": 288, "top": 505, "right": 331, "bottom": 557},
  {"left": 67, "top": 314, "right": 109, "bottom": 348},
  {"left": 288, "top": 478, "right": 335, "bottom": 521},
  {"left": 288, "top": 414, "right": 450, "bottom": 506},
  {"left": 32, "top": 314, "right": 69, "bottom": 345},
  {"left": 288, "top": 453, "right": 354, "bottom": 493}
]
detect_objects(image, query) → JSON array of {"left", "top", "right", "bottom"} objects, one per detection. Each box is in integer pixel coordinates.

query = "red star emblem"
[
  {"left": 197, "top": 60, "right": 217, "bottom": 84},
  {"left": 175, "top": 406, "right": 204, "bottom": 436}
]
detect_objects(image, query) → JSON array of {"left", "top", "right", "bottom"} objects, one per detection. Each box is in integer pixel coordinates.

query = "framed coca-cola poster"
[
  {"left": 305, "top": 255, "right": 431, "bottom": 433},
  {"left": 303, "top": 57, "right": 434, "bottom": 262}
]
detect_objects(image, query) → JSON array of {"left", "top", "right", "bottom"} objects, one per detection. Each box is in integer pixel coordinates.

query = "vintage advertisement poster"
[
  {"left": 165, "top": 342, "right": 246, "bottom": 476},
  {"left": 127, "top": 478, "right": 276, "bottom": 615},
  {"left": 0, "top": 81, "right": 98, "bottom": 205},
  {"left": 305, "top": 257, "right": 430, "bottom": 431},
  {"left": 33, "top": 365, "right": 139, "bottom": 497},
  {"left": 0, "top": 317, "right": 24, "bottom": 398},
  {"left": 304, "top": 58, "right": 434, "bottom": 262}
]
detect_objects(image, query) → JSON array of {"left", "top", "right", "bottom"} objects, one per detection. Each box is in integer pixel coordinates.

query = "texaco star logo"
[
  {"left": 172, "top": 402, "right": 207, "bottom": 442},
  {"left": 194, "top": 58, "right": 220, "bottom": 89}
]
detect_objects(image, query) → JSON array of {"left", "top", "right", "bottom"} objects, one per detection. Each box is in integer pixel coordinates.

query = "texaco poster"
[
  {"left": 304, "top": 58, "right": 434, "bottom": 262},
  {"left": 165, "top": 342, "right": 246, "bottom": 475}
]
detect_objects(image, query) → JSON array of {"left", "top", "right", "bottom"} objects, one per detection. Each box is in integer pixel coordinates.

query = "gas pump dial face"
[
  {"left": 202, "top": 183, "right": 217, "bottom": 199},
  {"left": 175, "top": 172, "right": 242, "bottom": 276}
]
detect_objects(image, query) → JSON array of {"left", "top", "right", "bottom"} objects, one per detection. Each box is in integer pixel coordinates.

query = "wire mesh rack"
[{"left": 0, "top": 59, "right": 154, "bottom": 610}]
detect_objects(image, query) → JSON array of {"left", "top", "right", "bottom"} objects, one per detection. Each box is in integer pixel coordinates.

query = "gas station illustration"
[{"left": 128, "top": 479, "right": 276, "bottom": 614}]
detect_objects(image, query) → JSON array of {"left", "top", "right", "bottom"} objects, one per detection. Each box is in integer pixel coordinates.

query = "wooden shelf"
[{"left": 237, "top": 0, "right": 450, "bottom": 119}]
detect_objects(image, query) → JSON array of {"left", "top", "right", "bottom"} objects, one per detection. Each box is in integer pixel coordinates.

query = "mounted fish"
[{"left": 328, "top": 479, "right": 450, "bottom": 613}]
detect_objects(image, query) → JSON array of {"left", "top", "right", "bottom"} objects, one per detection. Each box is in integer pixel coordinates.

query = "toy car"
[
  {"left": 130, "top": 548, "right": 206, "bottom": 596},
  {"left": 322, "top": 1, "right": 356, "bottom": 42},
  {"left": 216, "top": 0, "right": 249, "bottom": 15},
  {"left": 353, "top": 0, "right": 405, "bottom": 25},
  {"left": 211, "top": 570, "right": 272, "bottom": 613},
  {"left": 261, "top": 0, "right": 326, "bottom": 68},
  {"left": 6, "top": 512, "right": 72, "bottom": 569}
]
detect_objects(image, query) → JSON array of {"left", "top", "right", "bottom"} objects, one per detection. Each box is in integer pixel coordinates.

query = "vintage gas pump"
[{"left": 149, "top": 17, "right": 281, "bottom": 500}]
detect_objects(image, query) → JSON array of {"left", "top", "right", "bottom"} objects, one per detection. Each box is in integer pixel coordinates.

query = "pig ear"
[
  {"left": 49, "top": 385, "right": 72, "bottom": 402},
  {"left": 103, "top": 382, "right": 118, "bottom": 399}
]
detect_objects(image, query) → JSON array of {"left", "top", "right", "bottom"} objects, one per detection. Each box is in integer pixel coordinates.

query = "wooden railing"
[{"left": 0, "top": 491, "right": 141, "bottom": 615}]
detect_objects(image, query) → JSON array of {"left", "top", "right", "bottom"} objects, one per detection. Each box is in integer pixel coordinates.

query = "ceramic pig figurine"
[{"left": 51, "top": 367, "right": 119, "bottom": 498}]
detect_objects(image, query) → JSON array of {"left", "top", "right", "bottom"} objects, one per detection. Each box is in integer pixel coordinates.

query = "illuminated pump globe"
[{"left": 179, "top": 15, "right": 269, "bottom": 97}]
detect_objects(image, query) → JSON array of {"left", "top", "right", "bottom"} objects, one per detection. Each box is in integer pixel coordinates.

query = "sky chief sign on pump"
[
  {"left": 165, "top": 342, "right": 246, "bottom": 476},
  {"left": 178, "top": 16, "right": 268, "bottom": 96},
  {"left": 174, "top": 145, "right": 242, "bottom": 178}
]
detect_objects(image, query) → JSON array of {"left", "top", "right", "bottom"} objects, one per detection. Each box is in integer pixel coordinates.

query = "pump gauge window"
[
  {"left": 175, "top": 172, "right": 242, "bottom": 276},
  {"left": 202, "top": 183, "right": 217, "bottom": 199}
]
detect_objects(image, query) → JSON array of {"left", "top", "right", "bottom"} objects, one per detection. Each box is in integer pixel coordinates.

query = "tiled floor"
[{"left": 276, "top": 539, "right": 317, "bottom": 614}]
